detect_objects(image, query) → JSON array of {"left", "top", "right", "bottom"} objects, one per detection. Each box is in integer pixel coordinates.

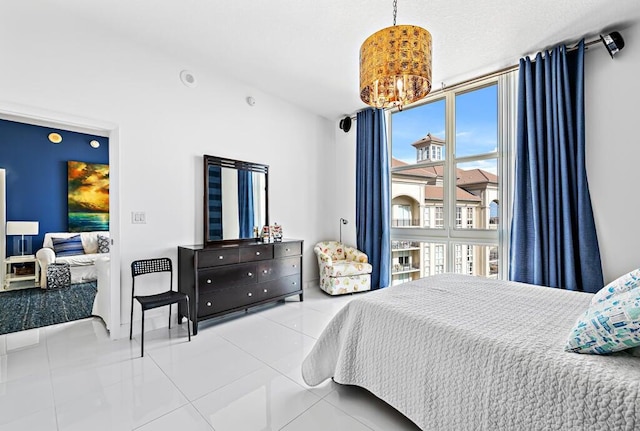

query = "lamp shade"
[
  {"left": 6, "top": 221, "right": 39, "bottom": 236},
  {"left": 360, "top": 25, "right": 432, "bottom": 109}
]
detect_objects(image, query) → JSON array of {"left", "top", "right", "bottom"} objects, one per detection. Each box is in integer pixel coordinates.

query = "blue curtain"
[
  {"left": 509, "top": 40, "right": 603, "bottom": 292},
  {"left": 356, "top": 108, "right": 391, "bottom": 290},
  {"left": 237, "top": 170, "right": 254, "bottom": 238},
  {"left": 208, "top": 166, "right": 223, "bottom": 240}
]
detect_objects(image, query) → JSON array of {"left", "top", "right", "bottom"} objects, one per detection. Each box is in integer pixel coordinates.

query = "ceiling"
[{"left": 47, "top": 0, "right": 640, "bottom": 120}]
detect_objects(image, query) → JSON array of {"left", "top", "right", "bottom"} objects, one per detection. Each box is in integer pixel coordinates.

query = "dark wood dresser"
[{"left": 177, "top": 239, "right": 303, "bottom": 334}]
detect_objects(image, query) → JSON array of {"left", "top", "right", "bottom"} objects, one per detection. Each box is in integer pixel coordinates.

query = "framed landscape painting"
[{"left": 68, "top": 161, "right": 109, "bottom": 232}]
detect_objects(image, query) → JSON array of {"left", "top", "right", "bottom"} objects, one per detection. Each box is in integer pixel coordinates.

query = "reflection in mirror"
[{"left": 205, "top": 156, "right": 268, "bottom": 244}]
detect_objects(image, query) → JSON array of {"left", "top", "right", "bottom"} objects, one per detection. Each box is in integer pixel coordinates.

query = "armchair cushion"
[{"left": 326, "top": 261, "right": 373, "bottom": 278}]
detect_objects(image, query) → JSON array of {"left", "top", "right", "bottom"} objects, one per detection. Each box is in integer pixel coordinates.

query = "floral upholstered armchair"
[{"left": 313, "top": 241, "right": 372, "bottom": 295}]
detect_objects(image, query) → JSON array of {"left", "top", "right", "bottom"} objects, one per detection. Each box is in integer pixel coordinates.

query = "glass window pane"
[
  {"left": 455, "top": 159, "right": 499, "bottom": 230},
  {"left": 455, "top": 85, "right": 497, "bottom": 158},
  {"left": 392, "top": 161, "right": 445, "bottom": 229},
  {"left": 392, "top": 98, "right": 446, "bottom": 164},
  {"left": 453, "top": 244, "right": 499, "bottom": 278},
  {"left": 392, "top": 99, "right": 447, "bottom": 231},
  {"left": 391, "top": 241, "right": 446, "bottom": 285}
]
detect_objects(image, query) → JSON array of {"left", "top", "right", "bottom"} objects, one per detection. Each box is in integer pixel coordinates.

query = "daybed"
[
  {"left": 301, "top": 274, "right": 640, "bottom": 430},
  {"left": 36, "top": 231, "right": 110, "bottom": 287}
]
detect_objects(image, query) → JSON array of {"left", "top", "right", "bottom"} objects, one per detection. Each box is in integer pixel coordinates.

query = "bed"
[{"left": 301, "top": 274, "right": 640, "bottom": 430}]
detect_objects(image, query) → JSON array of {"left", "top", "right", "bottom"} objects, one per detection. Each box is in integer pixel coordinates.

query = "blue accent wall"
[{"left": 0, "top": 119, "right": 109, "bottom": 257}]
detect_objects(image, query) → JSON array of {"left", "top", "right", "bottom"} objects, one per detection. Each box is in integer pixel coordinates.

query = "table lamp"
[{"left": 6, "top": 221, "right": 39, "bottom": 256}]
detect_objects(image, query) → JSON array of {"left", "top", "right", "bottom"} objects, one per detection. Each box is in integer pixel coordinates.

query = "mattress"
[{"left": 301, "top": 274, "right": 640, "bottom": 430}]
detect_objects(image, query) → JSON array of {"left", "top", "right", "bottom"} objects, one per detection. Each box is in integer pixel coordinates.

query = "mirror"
[{"left": 204, "top": 155, "right": 268, "bottom": 244}]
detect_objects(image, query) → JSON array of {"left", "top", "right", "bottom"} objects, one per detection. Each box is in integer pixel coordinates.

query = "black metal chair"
[{"left": 129, "top": 257, "right": 191, "bottom": 357}]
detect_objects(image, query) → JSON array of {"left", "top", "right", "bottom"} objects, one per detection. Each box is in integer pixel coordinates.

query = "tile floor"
[{"left": 0, "top": 287, "right": 421, "bottom": 431}]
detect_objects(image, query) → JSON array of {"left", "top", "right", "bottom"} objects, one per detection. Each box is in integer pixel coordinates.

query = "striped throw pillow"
[{"left": 52, "top": 235, "right": 84, "bottom": 257}]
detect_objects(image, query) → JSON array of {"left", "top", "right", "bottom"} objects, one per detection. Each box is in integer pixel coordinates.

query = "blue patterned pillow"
[
  {"left": 97, "top": 234, "right": 110, "bottom": 254},
  {"left": 591, "top": 268, "right": 640, "bottom": 305},
  {"left": 52, "top": 235, "right": 84, "bottom": 257},
  {"left": 565, "top": 288, "right": 640, "bottom": 354}
]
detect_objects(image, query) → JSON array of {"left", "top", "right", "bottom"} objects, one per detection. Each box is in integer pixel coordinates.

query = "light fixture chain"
[{"left": 392, "top": 0, "right": 397, "bottom": 26}]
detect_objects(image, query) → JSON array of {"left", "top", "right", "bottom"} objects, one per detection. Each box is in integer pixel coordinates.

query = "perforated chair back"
[
  {"left": 132, "top": 257, "right": 172, "bottom": 278},
  {"left": 129, "top": 257, "right": 191, "bottom": 357}
]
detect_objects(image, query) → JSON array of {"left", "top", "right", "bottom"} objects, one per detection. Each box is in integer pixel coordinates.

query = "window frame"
[{"left": 388, "top": 72, "right": 517, "bottom": 280}]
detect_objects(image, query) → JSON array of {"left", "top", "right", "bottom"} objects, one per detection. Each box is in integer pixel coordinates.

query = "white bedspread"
[{"left": 301, "top": 274, "right": 640, "bottom": 430}]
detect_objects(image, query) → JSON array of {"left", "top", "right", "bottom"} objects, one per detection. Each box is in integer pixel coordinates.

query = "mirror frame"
[{"left": 203, "top": 155, "right": 269, "bottom": 246}]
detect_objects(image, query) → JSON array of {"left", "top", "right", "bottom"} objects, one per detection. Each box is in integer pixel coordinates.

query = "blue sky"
[{"left": 391, "top": 84, "right": 498, "bottom": 165}]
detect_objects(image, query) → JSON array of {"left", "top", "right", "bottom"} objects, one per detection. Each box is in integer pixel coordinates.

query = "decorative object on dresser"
[{"left": 178, "top": 239, "right": 303, "bottom": 335}]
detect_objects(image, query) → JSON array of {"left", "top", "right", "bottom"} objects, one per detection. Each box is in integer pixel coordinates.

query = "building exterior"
[{"left": 391, "top": 134, "right": 499, "bottom": 285}]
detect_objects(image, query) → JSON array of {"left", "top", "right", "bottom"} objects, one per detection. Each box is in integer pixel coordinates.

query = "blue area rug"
[{"left": 0, "top": 281, "right": 97, "bottom": 335}]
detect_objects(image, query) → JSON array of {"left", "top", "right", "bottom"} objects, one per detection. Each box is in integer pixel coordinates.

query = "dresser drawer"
[
  {"left": 198, "top": 263, "right": 257, "bottom": 291},
  {"left": 198, "top": 285, "right": 257, "bottom": 316},
  {"left": 274, "top": 242, "right": 302, "bottom": 258},
  {"left": 240, "top": 244, "right": 273, "bottom": 262},
  {"left": 257, "top": 274, "right": 302, "bottom": 300},
  {"left": 257, "top": 256, "right": 301, "bottom": 282},
  {"left": 197, "top": 248, "right": 239, "bottom": 268}
]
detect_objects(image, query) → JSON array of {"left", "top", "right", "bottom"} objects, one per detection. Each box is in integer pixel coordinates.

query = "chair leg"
[
  {"left": 141, "top": 310, "right": 145, "bottom": 358},
  {"left": 168, "top": 303, "right": 172, "bottom": 330},
  {"left": 185, "top": 297, "right": 191, "bottom": 341},
  {"left": 129, "top": 300, "right": 134, "bottom": 340}
]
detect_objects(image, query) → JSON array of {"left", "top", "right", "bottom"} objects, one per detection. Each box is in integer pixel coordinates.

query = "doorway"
[{"left": 0, "top": 105, "right": 120, "bottom": 338}]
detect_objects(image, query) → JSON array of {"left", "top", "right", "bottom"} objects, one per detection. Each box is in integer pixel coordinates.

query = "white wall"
[
  {"left": 585, "top": 22, "right": 640, "bottom": 283},
  {"left": 333, "top": 127, "right": 358, "bottom": 247},
  {"left": 0, "top": 3, "right": 336, "bottom": 331}
]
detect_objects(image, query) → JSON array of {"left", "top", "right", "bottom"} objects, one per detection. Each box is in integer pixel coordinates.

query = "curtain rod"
[{"left": 347, "top": 36, "right": 604, "bottom": 120}]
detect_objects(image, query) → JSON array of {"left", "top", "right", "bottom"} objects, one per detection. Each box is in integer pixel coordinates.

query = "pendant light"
[{"left": 360, "top": 0, "right": 432, "bottom": 110}]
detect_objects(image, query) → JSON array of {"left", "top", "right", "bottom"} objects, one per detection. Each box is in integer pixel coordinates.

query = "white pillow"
[{"left": 591, "top": 268, "right": 640, "bottom": 305}]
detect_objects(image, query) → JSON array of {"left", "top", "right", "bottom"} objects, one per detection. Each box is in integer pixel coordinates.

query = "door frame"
[{"left": 0, "top": 101, "right": 121, "bottom": 338}]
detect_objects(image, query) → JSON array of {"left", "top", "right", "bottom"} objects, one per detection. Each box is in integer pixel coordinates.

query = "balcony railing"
[
  {"left": 392, "top": 219, "right": 420, "bottom": 227},
  {"left": 392, "top": 263, "right": 421, "bottom": 274},
  {"left": 392, "top": 241, "right": 421, "bottom": 250}
]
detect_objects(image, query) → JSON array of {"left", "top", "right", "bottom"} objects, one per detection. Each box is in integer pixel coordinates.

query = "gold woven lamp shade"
[{"left": 360, "top": 24, "right": 432, "bottom": 109}]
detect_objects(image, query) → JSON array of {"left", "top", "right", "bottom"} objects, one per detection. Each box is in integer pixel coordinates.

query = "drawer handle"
[
  {"left": 285, "top": 248, "right": 290, "bottom": 252},
  {"left": 263, "top": 288, "right": 268, "bottom": 293},
  {"left": 206, "top": 279, "right": 212, "bottom": 284},
  {"left": 247, "top": 292, "right": 253, "bottom": 297},
  {"left": 263, "top": 269, "right": 268, "bottom": 274},
  {"left": 218, "top": 255, "right": 224, "bottom": 260},
  {"left": 256, "top": 251, "right": 261, "bottom": 256},
  {"left": 292, "top": 264, "right": 297, "bottom": 268},
  {"left": 206, "top": 301, "right": 212, "bottom": 307},
  {"left": 248, "top": 272, "right": 253, "bottom": 277},
  {"left": 292, "top": 282, "right": 297, "bottom": 286}
]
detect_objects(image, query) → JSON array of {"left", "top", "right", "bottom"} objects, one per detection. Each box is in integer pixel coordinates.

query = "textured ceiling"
[{"left": 36, "top": 1, "right": 640, "bottom": 119}]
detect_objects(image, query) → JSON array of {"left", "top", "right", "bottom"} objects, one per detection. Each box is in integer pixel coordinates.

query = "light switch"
[{"left": 131, "top": 211, "right": 146, "bottom": 224}]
